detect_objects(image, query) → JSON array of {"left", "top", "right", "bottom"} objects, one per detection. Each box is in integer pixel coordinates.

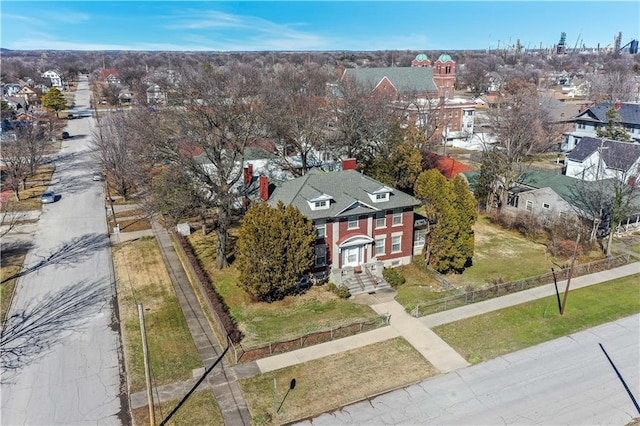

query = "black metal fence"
[{"left": 411, "top": 254, "right": 631, "bottom": 317}]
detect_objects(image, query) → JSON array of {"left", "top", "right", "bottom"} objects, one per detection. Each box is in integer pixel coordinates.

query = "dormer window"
[
  {"left": 367, "top": 186, "right": 392, "bottom": 203},
  {"left": 308, "top": 194, "right": 333, "bottom": 211}
]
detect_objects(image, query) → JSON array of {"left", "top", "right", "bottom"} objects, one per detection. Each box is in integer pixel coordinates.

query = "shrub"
[
  {"left": 382, "top": 268, "right": 406, "bottom": 288},
  {"left": 327, "top": 282, "right": 350, "bottom": 299}
]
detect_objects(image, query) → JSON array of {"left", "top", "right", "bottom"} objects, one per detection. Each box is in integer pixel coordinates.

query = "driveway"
[
  {"left": 1, "top": 76, "right": 127, "bottom": 424},
  {"left": 299, "top": 314, "right": 640, "bottom": 425}
]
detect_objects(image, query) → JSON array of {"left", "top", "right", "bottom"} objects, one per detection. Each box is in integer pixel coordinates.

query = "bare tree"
[
  {"left": 326, "top": 77, "right": 395, "bottom": 163},
  {"left": 14, "top": 115, "right": 50, "bottom": 181},
  {"left": 1, "top": 138, "right": 30, "bottom": 201},
  {"left": 0, "top": 199, "right": 26, "bottom": 239},
  {"left": 478, "top": 79, "right": 558, "bottom": 211},
  {"left": 588, "top": 70, "right": 637, "bottom": 103},
  {"left": 262, "top": 63, "right": 331, "bottom": 176},
  {"left": 91, "top": 111, "right": 152, "bottom": 201},
  {"left": 153, "top": 62, "right": 264, "bottom": 269}
]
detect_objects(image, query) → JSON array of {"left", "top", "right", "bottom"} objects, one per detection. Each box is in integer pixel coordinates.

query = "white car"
[
  {"left": 41, "top": 190, "right": 55, "bottom": 204},
  {"left": 92, "top": 171, "right": 104, "bottom": 181}
]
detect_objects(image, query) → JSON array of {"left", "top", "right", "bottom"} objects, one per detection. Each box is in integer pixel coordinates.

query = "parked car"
[
  {"left": 62, "top": 131, "right": 70, "bottom": 139},
  {"left": 41, "top": 190, "right": 55, "bottom": 204},
  {"left": 92, "top": 171, "right": 104, "bottom": 181},
  {"left": 67, "top": 113, "right": 75, "bottom": 119}
]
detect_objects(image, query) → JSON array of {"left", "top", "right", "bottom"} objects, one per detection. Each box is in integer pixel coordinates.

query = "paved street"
[
  {"left": 1, "top": 77, "right": 126, "bottom": 425},
  {"left": 299, "top": 314, "right": 640, "bottom": 425}
]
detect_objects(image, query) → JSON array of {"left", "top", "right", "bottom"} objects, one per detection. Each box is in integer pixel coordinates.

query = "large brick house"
[
  {"left": 340, "top": 53, "right": 475, "bottom": 142},
  {"left": 264, "top": 160, "right": 422, "bottom": 294}
]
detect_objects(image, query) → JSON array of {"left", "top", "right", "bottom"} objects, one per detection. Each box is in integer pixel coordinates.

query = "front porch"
[{"left": 329, "top": 261, "right": 391, "bottom": 296}]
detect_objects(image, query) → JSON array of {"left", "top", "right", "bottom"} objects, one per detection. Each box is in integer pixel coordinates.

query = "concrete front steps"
[{"left": 342, "top": 266, "right": 391, "bottom": 296}]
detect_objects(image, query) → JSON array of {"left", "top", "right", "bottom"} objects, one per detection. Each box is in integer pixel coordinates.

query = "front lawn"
[
  {"left": 448, "top": 215, "right": 565, "bottom": 287},
  {"left": 433, "top": 275, "right": 640, "bottom": 364},
  {"left": 240, "top": 337, "right": 437, "bottom": 425},
  {"left": 6, "top": 166, "right": 56, "bottom": 211},
  {"left": 187, "top": 231, "right": 380, "bottom": 348}
]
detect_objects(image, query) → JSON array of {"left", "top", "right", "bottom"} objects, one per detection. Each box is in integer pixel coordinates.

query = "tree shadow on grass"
[
  {"left": 0, "top": 241, "right": 33, "bottom": 269},
  {"left": 0, "top": 233, "right": 109, "bottom": 285},
  {"left": 0, "top": 278, "right": 110, "bottom": 382}
]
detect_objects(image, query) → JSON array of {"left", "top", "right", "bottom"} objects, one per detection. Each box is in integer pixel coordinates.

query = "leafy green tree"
[
  {"left": 235, "top": 201, "right": 315, "bottom": 302},
  {"left": 40, "top": 87, "right": 67, "bottom": 117},
  {"left": 365, "top": 140, "right": 422, "bottom": 194},
  {"left": 596, "top": 107, "right": 632, "bottom": 141},
  {"left": 414, "top": 169, "right": 476, "bottom": 273}
]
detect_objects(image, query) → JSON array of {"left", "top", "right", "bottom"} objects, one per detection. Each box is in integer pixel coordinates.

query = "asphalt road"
[
  {"left": 300, "top": 314, "right": 640, "bottom": 425},
  {"left": 1, "top": 76, "right": 126, "bottom": 425}
]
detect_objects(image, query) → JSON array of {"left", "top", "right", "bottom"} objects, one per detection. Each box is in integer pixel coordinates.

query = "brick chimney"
[
  {"left": 243, "top": 163, "right": 253, "bottom": 185},
  {"left": 259, "top": 175, "right": 269, "bottom": 201},
  {"left": 342, "top": 158, "right": 357, "bottom": 171}
]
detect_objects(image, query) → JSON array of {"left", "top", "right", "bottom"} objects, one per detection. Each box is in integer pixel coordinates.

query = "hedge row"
[{"left": 172, "top": 231, "right": 242, "bottom": 343}]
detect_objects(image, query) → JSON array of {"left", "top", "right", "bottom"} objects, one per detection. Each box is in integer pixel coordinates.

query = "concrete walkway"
[
  {"left": 370, "top": 301, "right": 470, "bottom": 373},
  {"left": 143, "top": 222, "right": 252, "bottom": 425},
  {"left": 245, "top": 261, "right": 639, "bottom": 377}
]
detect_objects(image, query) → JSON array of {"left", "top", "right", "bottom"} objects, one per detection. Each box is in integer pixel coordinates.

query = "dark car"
[{"left": 62, "top": 131, "right": 70, "bottom": 139}]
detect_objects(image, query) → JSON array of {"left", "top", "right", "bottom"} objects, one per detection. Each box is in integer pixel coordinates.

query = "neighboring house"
[
  {"left": 564, "top": 136, "right": 640, "bottom": 184},
  {"left": 561, "top": 102, "right": 640, "bottom": 151},
  {"left": 100, "top": 69, "right": 121, "bottom": 84},
  {"left": 41, "top": 70, "right": 63, "bottom": 89},
  {"left": 146, "top": 84, "right": 167, "bottom": 104},
  {"left": 16, "top": 86, "right": 39, "bottom": 105},
  {"left": 2, "top": 96, "right": 28, "bottom": 112},
  {"left": 265, "top": 159, "right": 422, "bottom": 294},
  {"left": 504, "top": 171, "right": 583, "bottom": 221},
  {"left": 2, "top": 84, "right": 22, "bottom": 97}
]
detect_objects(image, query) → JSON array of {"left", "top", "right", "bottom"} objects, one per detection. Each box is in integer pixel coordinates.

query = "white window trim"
[
  {"left": 347, "top": 215, "right": 358, "bottom": 230},
  {"left": 375, "top": 212, "right": 386, "bottom": 229},
  {"left": 391, "top": 234, "right": 402, "bottom": 253},
  {"left": 375, "top": 237, "right": 386, "bottom": 256},
  {"left": 392, "top": 210, "right": 403, "bottom": 226},
  {"left": 315, "top": 221, "right": 326, "bottom": 239},
  {"left": 525, "top": 200, "right": 534, "bottom": 211}
]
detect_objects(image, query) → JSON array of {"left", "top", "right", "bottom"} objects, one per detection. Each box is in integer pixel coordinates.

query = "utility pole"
[
  {"left": 560, "top": 233, "right": 581, "bottom": 315},
  {"left": 138, "top": 304, "right": 155, "bottom": 426}
]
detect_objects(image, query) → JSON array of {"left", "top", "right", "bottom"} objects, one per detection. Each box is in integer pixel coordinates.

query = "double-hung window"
[
  {"left": 392, "top": 210, "right": 402, "bottom": 226},
  {"left": 391, "top": 235, "right": 402, "bottom": 253},
  {"left": 347, "top": 216, "right": 358, "bottom": 230},
  {"left": 375, "top": 212, "right": 386, "bottom": 229},
  {"left": 375, "top": 238, "right": 385, "bottom": 256}
]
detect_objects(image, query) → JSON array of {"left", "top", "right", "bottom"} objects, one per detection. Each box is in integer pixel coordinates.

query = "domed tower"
[
  {"left": 411, "top": 53, "right": 431, "bottom": 67},
  {"left": 433, "top": 54, "right": 456, "bottom": 99}
]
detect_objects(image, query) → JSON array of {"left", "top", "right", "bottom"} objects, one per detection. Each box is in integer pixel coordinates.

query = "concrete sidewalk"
[
  {"left": 247, "top": 261, "right": 639, "bottom": 377},
  {"left": 146, "top": 222, "right": 252, "bottom": 425},
  {"left": 421, "top": 261, "right": 640, "bottom": 328}
]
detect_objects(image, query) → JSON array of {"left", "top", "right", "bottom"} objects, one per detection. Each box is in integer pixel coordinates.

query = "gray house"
[{"left": 561, "top": 102, "right": 640, "bottom": 151}]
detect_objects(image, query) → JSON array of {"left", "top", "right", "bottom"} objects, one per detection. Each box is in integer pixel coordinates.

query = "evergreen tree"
[
  {"left": 596, "top": 107, "right": 632, "bottom": 142},
  {"left": 451, "top": 175, "right": 478, "bottom": 270},
  {"left": 40, "top": 87, "right": 67, "bottom": 117},
  {"left": 235, "top": 201, "right": 315, "bottom": 302},
  {"left": 414, "top": 169, "right": 477, "bottom": 273}
]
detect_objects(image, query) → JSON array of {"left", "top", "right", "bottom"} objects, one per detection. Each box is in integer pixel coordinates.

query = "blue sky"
[{"left": 1, "top": 1, "right": 639, "bottom": 52}]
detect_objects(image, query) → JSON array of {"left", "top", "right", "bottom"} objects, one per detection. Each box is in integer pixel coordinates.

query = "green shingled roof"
[
  {"left": 343, "top": 67, "right": 438, "bottom": 94},
  {"left": 437, "top": 54, "right": 452, "bottom": 62}
]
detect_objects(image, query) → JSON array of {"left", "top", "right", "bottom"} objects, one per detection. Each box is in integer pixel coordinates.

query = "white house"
[
  {"left": 564, "top": 136, "right": 640, "bottom": 184},
  {"left": 41, "top": 70, "right": 63, "bottom": 89}
]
